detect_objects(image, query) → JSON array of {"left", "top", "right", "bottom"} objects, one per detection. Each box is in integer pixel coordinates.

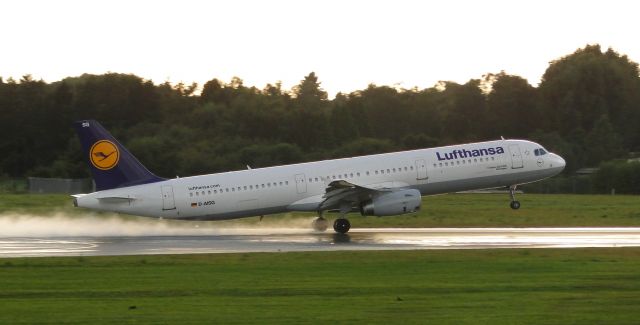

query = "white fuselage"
[{"left": 74, "top": 139, "right": 565, "bottom": 220}]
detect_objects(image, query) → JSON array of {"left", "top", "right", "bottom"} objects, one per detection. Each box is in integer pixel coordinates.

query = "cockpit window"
[{"left": 534, "top": 148, "right": 548, "bottom": 156}]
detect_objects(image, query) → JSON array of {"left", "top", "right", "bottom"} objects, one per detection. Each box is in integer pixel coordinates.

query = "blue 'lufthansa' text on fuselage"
[{"left": 436, "top": 147, "right": 505, "bottom": 161}]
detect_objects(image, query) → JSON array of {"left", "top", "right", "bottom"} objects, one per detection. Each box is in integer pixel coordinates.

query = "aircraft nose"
[{"left": 554, "top": 154, "right": 566, "bottom": 170}]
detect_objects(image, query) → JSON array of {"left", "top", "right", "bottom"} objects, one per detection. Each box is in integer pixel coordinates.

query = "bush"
[{"left": 593, "top": 160, "right": 640, "bottom": 194}]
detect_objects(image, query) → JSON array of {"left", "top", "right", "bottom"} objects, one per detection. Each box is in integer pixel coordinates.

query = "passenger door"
[
  {"left": 295, "top": 173, "right": 307, "bottom": 194},
  {"left": 508, "top": 145, "right": 524, "bottom": 169},
  {"left": 161, "top": 185, "right": 176, "bottom": 210},
  {"left": 415, "top": 159, "right": 428, "bottom": 181}
]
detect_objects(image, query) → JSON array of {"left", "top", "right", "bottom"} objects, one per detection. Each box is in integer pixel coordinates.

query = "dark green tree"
[
  {"left": 485, "top": 72, "right": 538, "bottom": 138},
  {"left": 292, "top": 72, "right": 328, "bottom": 111},
  {"left": 539, "top": 45, "right": 640, "bottom": 149}
]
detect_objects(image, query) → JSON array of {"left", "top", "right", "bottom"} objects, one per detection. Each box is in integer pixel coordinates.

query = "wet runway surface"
[{"left": 2, "top": 228, "right": 640, "bottom": 257}]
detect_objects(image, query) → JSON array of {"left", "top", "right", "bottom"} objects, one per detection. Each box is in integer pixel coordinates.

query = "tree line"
[{"left": 1, "top": 45, "right": 639, "bottom": 188}]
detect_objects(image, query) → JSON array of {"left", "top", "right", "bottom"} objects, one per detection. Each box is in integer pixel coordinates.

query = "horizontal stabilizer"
[{"left": 96, "top": 196, "right": 136, "bottom": 203}]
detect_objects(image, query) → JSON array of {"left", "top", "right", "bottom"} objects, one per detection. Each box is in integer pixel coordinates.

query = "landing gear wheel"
[
  {"left": 508, "top": 185, "right": 520, "bottom": 210},
  {"left": 333, "top": 218, "right": 351, "bottom": 234},
  {"left": 312, "top": 217, "right": 328, "bottom": 232}
]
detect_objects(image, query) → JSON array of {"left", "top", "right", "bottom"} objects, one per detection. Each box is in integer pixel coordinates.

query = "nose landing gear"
[{"left": 509, "top": 185, "right": 520, "bottom": 210}]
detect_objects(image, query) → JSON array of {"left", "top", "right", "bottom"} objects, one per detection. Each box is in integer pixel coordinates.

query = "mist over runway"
[{"left": 2, "top": 227, "right": 640, "bottom": 258}]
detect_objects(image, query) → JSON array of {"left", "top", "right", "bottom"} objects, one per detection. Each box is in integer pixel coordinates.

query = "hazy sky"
[{"left": 2, "top": 0, "right": 638, "bottom": 96}]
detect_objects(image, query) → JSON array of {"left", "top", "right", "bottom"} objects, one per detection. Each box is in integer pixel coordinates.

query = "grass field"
[
  {"left": 1, "top": 193, "right": 639, "bottom": 227},
  {"left": 1, "top": 249, "right": 640, "bottom": 324}
]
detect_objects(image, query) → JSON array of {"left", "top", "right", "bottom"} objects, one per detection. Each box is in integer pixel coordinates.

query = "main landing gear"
[
  {"left": 312, "top": 204, "right": 352, "bottom": 234},
  {"left": 312, "top": 212, "right": 329, "bottom": 232},
  {"left": 509, "top": 185, "right": 521, "bottom": 210},
  {"left": 333, "top": 218, "right": 351, "bottom": 234},
  {"left": 333, "top": 203, "right": 351, "bottom": 234},
  {"left": 311, "top": 216, "right": 350, "bottom": 233}
]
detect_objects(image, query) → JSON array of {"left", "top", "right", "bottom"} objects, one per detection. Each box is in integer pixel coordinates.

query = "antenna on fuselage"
[
  {"left": 247, "top": 165, "right": 252, "bottom": 170},
  {"left": 500, "top": 136, "right": 505, "bottom": 140}
]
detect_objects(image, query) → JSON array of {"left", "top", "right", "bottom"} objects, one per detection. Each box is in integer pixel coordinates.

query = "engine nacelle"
[{"left": 359, "top": 189, "right": 421, "bottom": 216}]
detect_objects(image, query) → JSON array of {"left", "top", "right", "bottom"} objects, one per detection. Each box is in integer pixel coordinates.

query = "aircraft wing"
[{"left": 318, "top": 179, "right": 409, "bottom": 211}]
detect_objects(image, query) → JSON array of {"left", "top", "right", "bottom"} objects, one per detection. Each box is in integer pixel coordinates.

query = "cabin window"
[
  {"left": 474, "top": 159, "right": 477, "bottom": 163},
  {"left": 280, "top": 181, "right": 284, "bottom": 185},
  {"left": 350, "top": 173, "right": 353, "bottom": 178},
  {"left": 214, "top": 190, "right": 217, "bottom": 194},
  {"left": 366, "top": 171, "right": 370, "bottom": 175},
  {"left": 285, "top": 181, "right": 289, "bottom": 185},
  {"left": 190, "top": 193, "right": 193, "bottom": 197},
  {"left": 439, "top": 163, "right": 443, "bottom": 167},
  {"left": 380, "top": 170, "right": 384, "bottom": 174},
  {"left": 332, "top": 175, "right": 336, "bottom": 179},
  {"left": 392, "top": 168, "right": 396, "bottom": 172},
  {"left": 208, "top": 190, "right": 211, "bottom": 195},
  {"left": 262, "top": 184, "right": 265, "bottom": 188},
  {"left": 231, "top": 188, "right": 235, "bottom": 192},
  {"left": 410, "top": 166, "right": 414, "bottom": 170},
  {"left": 375, "top": 170, "right": 379, "bottom": 175},
  {"left": 386, "top": 169, "right": 390, "bottom": 173},
  {"left": 404, "top": 167, "right": 408, "bottom": 171}
]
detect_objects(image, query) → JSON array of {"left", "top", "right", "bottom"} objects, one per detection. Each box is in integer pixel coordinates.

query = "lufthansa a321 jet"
[{"left": 72, "top": 120, "right": 565, "bottom": 233}]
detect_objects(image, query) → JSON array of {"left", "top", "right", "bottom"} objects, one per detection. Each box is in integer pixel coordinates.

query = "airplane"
[{"left": 72, "top": 120, "right": 566, "bottom": 233}]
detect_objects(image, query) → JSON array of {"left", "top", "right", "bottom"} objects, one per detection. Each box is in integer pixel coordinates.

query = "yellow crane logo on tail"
[{"left": 89, "top": 140, "right": 119, "bottom": 170}]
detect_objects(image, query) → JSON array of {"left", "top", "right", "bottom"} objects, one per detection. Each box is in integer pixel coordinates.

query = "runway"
[{"left": 2, "top": 227, "right": 640, "bottom": 257}]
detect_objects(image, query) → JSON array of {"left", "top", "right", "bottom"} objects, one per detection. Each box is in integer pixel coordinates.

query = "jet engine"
[{"left": 359, "top": 189, "right": 421, "bottom": 216}]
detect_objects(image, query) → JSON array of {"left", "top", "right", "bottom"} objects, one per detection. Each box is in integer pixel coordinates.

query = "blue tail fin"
[{"left": 74, "top": 120, "right": 165, "bottom": 191}]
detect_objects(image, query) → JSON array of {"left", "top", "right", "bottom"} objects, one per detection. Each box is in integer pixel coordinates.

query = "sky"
[{"left": 1, "top": 0, "right": 639, "bottom": 96}]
